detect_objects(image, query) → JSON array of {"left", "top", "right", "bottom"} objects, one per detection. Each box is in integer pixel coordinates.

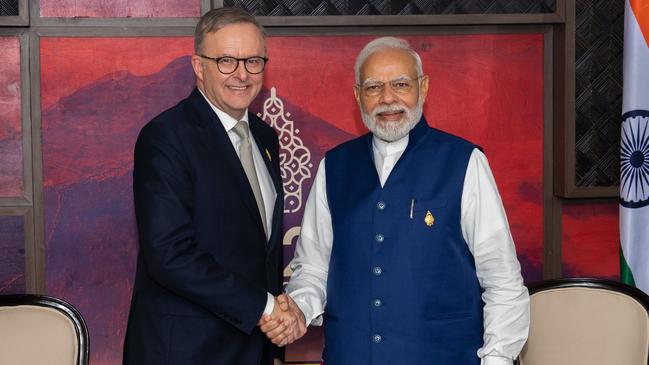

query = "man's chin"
[
  {"left": 376, "top": 119, "right": 405, "bottom": 130},
  {"left": 375, "top": 127, "right": 408, "bottom": 142}
]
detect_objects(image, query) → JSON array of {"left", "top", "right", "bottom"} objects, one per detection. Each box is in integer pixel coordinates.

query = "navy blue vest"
[{"left": 323, "top": 118, "right": 484, "bottom": 364}]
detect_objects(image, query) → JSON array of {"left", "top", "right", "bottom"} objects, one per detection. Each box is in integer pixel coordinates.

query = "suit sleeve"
[{"left": 133, "top": 122, "right": 267, "bottom": 335}]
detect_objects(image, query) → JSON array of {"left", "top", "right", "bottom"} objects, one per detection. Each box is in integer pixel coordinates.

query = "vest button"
[
  {"left": 377, "top": 201, "right": 386, "bottom": 210},
  {"left": 373, "top": 299, "right": 382, "bottom": 307},
  {"left": 373, "top": 266, "right": 382, "bottom": 276},
  {"left": 372, "top": 334, "right": 382, "bottom": 343},
  {"left": 375, "top": 234, "right": 384, "bottom": 243}
]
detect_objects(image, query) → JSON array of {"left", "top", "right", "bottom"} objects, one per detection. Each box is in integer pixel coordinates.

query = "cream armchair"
[
  {"left": 519, "top": 278, "right": 649, "bottom": 365},
  {"left": 0, "top": 294, "right": 88, "bottom": 365}
]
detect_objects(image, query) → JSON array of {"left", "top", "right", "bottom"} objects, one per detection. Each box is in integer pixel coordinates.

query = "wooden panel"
[
  {"left": 0, "top": 36, "right": 23, "bottom": 198},
  {"left": 0, "top": 215, "right": 25, "bottom": 294},
  {"left": 39, "top": 0, "right": 200, "bottom": 18}
]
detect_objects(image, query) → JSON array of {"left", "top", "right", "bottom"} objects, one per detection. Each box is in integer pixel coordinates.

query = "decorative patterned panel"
[
  {"left": 223, "top": 0, "right": 555, "bottom": 15},
  {"left": 562, "top": 202, "right": 619, "bottom": 279},
  {"left": 0, "top": 0, "right": 18, "bottom": 16},
  {"left": 0, "top": 37, "right": 23, "bottom": 198},
  {"left": 40, "top": 0, "right": 200, "bottom": 18},
  {"left": 0, "top": 216, "right": 25, "bottom": 294},
  {"left": 574, "top": 0, "right": 624, "bottom": 187}
]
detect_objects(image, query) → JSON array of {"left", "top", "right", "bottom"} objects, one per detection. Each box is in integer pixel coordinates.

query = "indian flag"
[{"left": 620, "top": 0, "right": 649, "bottom": 292}]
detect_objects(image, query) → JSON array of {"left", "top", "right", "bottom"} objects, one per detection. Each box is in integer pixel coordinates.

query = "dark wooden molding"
[
  {"left": 544, "top": 26, "right": 562, "bottom": 279},
  {"left": 28, "top": 31, "right": 45, "bottom": 294},
  {"left": 553, "top": 0, "right": 575, "bottom": 198},
  {"left": 258, "top": 13, "right": 564, "bottom": 27},
  {"left": 201, "top": 0, "right": 211, "bottom": 16}
]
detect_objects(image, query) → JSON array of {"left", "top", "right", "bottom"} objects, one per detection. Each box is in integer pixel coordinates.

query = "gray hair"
[
  {"left": 194, "top": 7, "right": 266, "bottom": 54},
  {"left": 354, "top": 37, "right": 423, "bottom": 84}
]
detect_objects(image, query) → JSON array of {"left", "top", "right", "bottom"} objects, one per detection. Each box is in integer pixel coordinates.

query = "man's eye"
[{"left": 219, "top": 58, "right": 236, "bottom": 65}]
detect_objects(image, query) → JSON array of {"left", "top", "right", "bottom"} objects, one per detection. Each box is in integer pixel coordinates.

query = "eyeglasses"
[
  {"left": 198, "top": 55, "right": 268, "bottom": 75},
  {"left": 359, "top": 76, "right": 423, "bottom": 97}
]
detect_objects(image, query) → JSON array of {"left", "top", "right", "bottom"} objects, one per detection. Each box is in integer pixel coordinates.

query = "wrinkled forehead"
[{"left": 360, "top": 48, "right": 418, "bottom": 81}]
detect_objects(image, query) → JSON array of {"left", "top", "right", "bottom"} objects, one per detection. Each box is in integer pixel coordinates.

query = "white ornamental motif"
[{"left": 258, "top": 87, "right": 313, "bottom": 213}]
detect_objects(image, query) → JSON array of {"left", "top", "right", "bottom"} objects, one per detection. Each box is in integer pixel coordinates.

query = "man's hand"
[{"left": 259, "top": 294, "right": 307, "bottom": 346}]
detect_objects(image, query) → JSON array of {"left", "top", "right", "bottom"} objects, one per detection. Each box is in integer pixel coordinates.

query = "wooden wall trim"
[
  {"left": 544, "top": 26, "right": 562, "bottom": 279},
  {"left": 28, "top": 31, "right": 45, "bottom": 293}
]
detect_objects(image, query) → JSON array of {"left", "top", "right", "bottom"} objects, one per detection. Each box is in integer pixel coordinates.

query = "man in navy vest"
[{"left": 267, "top": 37, "right": 530, "bottom": 364}]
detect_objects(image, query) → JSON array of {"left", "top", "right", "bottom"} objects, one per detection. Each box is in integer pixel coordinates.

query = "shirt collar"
[
  {"left": 372, "top": 134, "right": 409, "bottom": 158},
  {"left": 198, "top": 88, "right": 249, "bottom": 132}
]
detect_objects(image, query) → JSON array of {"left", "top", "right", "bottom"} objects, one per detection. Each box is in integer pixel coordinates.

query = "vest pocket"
[
  {"left": 424, "top": 311, "right": 472, "bottom": 321},
  {"left": 411, "top": 198, "right": 447, "bottom": 211}
]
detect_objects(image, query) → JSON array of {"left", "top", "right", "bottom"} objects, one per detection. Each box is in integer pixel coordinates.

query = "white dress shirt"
[
  {"left": 286, "top": 134, "right": 530, "bottom": 365},
  {"left": 199, "top": 91, "right": 278, "bottom": 316}
]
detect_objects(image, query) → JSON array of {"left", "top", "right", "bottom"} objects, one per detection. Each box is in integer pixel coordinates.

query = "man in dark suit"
[{"left": 123, "top": 7, "right": 297, "bottom": 365}]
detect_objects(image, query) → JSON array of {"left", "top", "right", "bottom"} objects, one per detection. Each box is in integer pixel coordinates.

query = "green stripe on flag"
[{"left": 621, "top": 245, "right": 636, "bottom": 286}]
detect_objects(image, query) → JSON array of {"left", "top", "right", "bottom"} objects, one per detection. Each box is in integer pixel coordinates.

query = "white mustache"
[{"left": 372, "top": 104, "right": 406, "bottom": 117}]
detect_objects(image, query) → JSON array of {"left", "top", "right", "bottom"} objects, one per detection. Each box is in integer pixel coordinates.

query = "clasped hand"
[{"left": 258, "top": 294, "right": 307, "bottom": 346}]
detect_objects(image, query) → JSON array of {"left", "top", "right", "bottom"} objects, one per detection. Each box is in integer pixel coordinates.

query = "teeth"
[{"left": 228, "top": 86, "right": 247, "bottom": 90}]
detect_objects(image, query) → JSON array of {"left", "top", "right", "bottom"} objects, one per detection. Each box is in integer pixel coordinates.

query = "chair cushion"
[
  {"left": 520, "top": 287, "right": 649, "bottom": 365},
  {"left": 0, "top": 305, "right": 79, "bottom": 365}
]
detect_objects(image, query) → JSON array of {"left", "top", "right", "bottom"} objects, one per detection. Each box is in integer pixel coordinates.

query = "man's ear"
[
  {"left": 191, "top": 55, "right": 204, "bottom": 82},
  {"left": 419, "top": 75, "right": 429, "bottom": 101},
  {"left": 353, "top": 85, "right": 362, "bottom": 108}
]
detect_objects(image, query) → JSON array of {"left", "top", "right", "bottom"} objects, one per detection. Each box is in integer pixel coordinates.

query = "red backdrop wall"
[{"left": 31, "top": 33, "right": 619, "bottom": 364}]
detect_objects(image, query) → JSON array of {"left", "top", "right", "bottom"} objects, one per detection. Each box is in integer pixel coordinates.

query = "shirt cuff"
[
  {"left": 289, "top": 294, "right": 320, "bottom": 326},
  {"left": 263, "top": 292, "right": 275, "bottom": 315},
  {"left": 481, "top": 355, "right": 513, "bottom": 365}
]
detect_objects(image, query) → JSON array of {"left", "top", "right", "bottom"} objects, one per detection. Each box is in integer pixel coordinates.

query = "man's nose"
[
  {"left": 233, "top": 60, "right": 248, "bottom": 80},
  {"left": 378, "top": 84, "right": 398, "bottom": 103}
]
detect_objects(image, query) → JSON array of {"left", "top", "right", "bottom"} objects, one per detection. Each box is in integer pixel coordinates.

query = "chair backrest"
[
  {"left": 519, "top": 278, "right": 649, "bottom": 365},
  {"left": 0, "top": 294, "right": 89, "bottom": 365}
]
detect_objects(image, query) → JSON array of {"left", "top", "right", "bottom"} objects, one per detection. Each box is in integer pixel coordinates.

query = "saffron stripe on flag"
[{"left": 630, "top": 0, "right": 649, "bottom": 46}]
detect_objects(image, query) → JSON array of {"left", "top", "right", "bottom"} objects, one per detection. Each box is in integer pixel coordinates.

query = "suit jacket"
[{"left": 123, "top": 88, "right": 284, "bottom": 365}]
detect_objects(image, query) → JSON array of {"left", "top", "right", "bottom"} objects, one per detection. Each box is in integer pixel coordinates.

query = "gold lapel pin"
[
  {"left": 265, "top": 148, "right": 272, "bottom": 161},
  {"left": 425, "top": 210, "right": 435, "bottom": 227}
]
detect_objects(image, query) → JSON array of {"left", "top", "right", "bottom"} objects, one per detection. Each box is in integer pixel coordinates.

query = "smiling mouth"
[
  {"left": 376, "top": 110, "right": 405, "bottom": 120},
  {"left": 227, "top": 85, "right": 249, "bottom": 91}
]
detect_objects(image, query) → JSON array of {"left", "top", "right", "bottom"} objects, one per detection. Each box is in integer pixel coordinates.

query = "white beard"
[{"left": 361, "top": 100, "right": 423, "bottom": 142}]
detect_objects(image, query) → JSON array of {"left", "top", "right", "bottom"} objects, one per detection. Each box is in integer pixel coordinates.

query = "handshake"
[{"left": 258, "top": 294, "right": 307, "bottom": 347}]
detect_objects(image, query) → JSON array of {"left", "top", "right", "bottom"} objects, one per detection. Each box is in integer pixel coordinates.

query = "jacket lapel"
[{"left": 188, "top": 89, "right": 266, "bottom": 238}]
